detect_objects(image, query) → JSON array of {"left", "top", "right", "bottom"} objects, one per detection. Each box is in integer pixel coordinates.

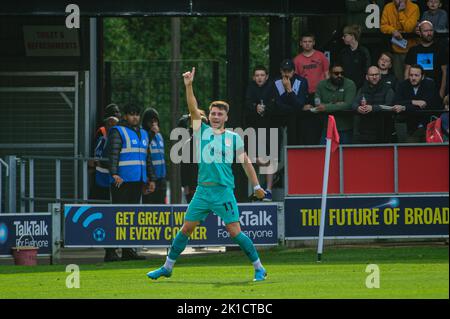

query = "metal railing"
[
  {"left": 0, "top": 158, "right": 9, "bottom": 213},
  {"left": 3, "top": 155, "right": 111, "bottom": 214}
]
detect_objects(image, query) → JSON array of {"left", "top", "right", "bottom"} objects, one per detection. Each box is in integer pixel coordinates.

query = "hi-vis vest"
[
  {"left": 114, "top": 125, "right": 149, "bottom": 183},
  {"left": 95, "top": 127, "right": 114, "bottom": 188},
  {"left": 150, "top": 133, "right": 166, "bottom": 179}
]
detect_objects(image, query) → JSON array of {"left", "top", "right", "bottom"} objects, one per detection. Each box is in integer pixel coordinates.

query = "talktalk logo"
[
  {"left": 14, "top": 221, "right": 48, "bottom": 237},
  {"left": 0, "top": 223, "right": 8, "bottom": 244},
  {"left": 217, "top": 210, "right": 273, "bottom": 227}
]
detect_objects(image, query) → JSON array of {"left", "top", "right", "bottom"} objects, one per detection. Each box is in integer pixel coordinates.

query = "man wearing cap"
[
  {"left": 271, "top": 58, "right": 309, "bottom": 145},
  {"left": 104, "top": 103, "right": 156, "bottom": 261}
]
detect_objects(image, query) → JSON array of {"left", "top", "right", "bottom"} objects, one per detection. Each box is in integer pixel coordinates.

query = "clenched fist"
[{"left": 254, "top": 188, "right": 266, "bottom": 200}]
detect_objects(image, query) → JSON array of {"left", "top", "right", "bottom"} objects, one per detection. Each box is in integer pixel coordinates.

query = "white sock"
[
  {"left": 252, "top": 258, "right": 264, "bottom": 270},
  {"left": 163, "top": 257, "right": 176, "bottom": 271}
]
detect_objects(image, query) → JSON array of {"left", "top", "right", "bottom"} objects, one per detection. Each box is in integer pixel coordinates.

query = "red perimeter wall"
[{"left": 286, "top": 145, "right": 449, "bottom": 195}]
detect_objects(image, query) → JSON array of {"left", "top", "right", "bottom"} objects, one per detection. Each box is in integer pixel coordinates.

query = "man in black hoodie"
[
  {"left": 245, "top": 65, "right": 276, "bottom": 201},
  {"left": 104, "top": 103, "right": 156, "bottom": 261},
  {"left": 245, "top": 65, "right": 272, "bottom": 131},
  {"left": 352, "top": 66, "right": 395, "bottom": 144}
]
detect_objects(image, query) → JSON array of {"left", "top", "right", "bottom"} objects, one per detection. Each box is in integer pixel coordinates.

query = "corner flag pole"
[
  {"left": 317, "top": 138, "right": 332, "bottom": 262},
  {"left": 317, "top": 115, "right": 339, "bottom": 262}
]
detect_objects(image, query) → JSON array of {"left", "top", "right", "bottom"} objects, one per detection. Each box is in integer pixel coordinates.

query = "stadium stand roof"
[{"left": 0, "top": 0, "right": 346, "bottom": 17}]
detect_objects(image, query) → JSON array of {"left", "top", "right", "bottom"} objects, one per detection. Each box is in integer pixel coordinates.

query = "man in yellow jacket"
[{"left": 381, "top": 0, "right": 420, "bottom": 80}]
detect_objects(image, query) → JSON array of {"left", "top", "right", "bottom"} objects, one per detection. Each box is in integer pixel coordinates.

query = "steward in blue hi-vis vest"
[
  {"left": 94, "top": 126, "right": 114, "bottom": 187},
  {"left": 113, "top": 125, "right": 149, "bottom": 182},
  {"left": 150, "top": 133, "right": 166, "bottom": 179}
]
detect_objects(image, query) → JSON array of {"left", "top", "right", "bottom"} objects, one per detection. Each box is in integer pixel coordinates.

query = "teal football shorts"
[{"left": 185, "top": 185, "right": 240, "bottom": 225}]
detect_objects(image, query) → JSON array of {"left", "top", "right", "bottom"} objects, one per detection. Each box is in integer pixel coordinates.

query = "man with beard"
[
  {"left": 393, "top": 64, "right": 438, "bottom": 142},
  {"left": 314, "top": 63, "right": 357, "bottom": 144},
  {"left": 405, "top": 20, "right": 448, "bottom": 100},
  {"left": 352, "top": 66, "right": 395, "bottom": 144}
]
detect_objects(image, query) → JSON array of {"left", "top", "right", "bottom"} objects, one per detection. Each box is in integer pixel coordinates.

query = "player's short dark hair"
[
  {"left": 253, "top": 65, "right": 268, "bottom": 74},
  {"left": 409, "top": 64, "right": 425, "bottom": 75},
  {"left": 329, "top": 62, "right": 345, "bottom": 72},
  {"left": 123, "top": 103, "right": 141, "bottom": 115},
  {"left": 343, "top": 24, "right": 362, "bottom": 41},
  {"left": 300, "top": 32, "right": 315, "bottom": 41},
  {"left": 209, "top": 101, "right": 230, "bottom": 113},
  {"left": 379, "top": 51, "right": 394, "bottom": 63}
]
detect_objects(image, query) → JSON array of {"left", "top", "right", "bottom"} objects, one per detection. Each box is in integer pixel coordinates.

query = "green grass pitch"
[{"left": 0, "top": 245, "right": 448, "bottom": 299}]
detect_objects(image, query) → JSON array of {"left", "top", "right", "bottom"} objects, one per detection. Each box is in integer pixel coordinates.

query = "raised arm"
[{"left": 183, "top": 67, "right": 202, "bottom": 130}]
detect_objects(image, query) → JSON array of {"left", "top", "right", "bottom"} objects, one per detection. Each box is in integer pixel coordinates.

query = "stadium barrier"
[
  {"left": 0, "top": 203, "right": 61, "bottom": 263},
  {"left": 284, "top": 143, "right": 449, "bottom": 241},
  {"left": 63, "top": 203, "right": 281, "bottom": 248},
  {"left": 0, "top": 202, "right": 281, "bottom": 263}
]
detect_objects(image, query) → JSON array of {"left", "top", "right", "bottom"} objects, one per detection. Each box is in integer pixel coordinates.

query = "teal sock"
[
  {"left": 232, "top": 232, "right": 260, "bottom": 263},
  {"left": 168, "top": 231, "right": 189, "bottom": 261}
]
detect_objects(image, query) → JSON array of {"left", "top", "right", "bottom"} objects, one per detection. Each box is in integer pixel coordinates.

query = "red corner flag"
[{"left": 326, "top": 115, "right": 340, "bottom": 152}]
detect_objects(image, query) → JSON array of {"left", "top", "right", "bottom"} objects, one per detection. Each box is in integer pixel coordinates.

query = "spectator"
[
  {"left": 272, "top": 59, "right": 308, "bottom": 145},
  {"left": 338, "top": 24, "right": 372, "bottom": 89},
  {"left": 91, "top": 103, "right": 121, "bottom": 200},
  {"left": 378, "top": 52, "right": 400, "bottom": 91},
  {"left": 421, "top": 0, "right": 448, "bottom": 33},
  {"left": 441, "top": 95, "right": 449, "bottom": 141},
  {"left": 142, "top": 107, "right": 167, "bottom": 204},
  {"left": 245, "top": 65, "right": 272, "bottom": 131},
  {"left": 381, "top": 0, "right": 421, "bottom": 80},
  {"left": 315, "top": 63, "right": 357, "bottom": 144},
  {"left": 104, "top": 103, "right": 156, "bottom": 261},
  {"left": 90, "top": 103, "right": 121, "bottom": 262},
  {"left": 293, "top": 33, "right": 330, "bottom": 95},
  {"left": 392, "top": 64, "right": 438, "bottom": 142},
  {"left": 345, "top": 0, "right": 388, "bottom": 61},
  {"left": 404, "top": 20, "right": 448, "bottom": 100},
  {"left": 352, "top": 66, "right": 396, "bottom": 143},
  {"left": 293, "top": 33, "right": 329, "bottom": 145},
  {"left": 345, "top": 0, "right": 387, "bottom": 33},
  {"left": 244, "top": 65, "right": 276, "bottom": 201}
]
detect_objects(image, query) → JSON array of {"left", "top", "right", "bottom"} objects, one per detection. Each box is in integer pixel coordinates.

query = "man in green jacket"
[{"left": 314, "top": 63, "right": 357, "bottom": 144}]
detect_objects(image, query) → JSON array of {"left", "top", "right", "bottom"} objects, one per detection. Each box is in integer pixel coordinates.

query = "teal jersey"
[{"left": 194, "top": 122, "right": 244, "bottom": 188}]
